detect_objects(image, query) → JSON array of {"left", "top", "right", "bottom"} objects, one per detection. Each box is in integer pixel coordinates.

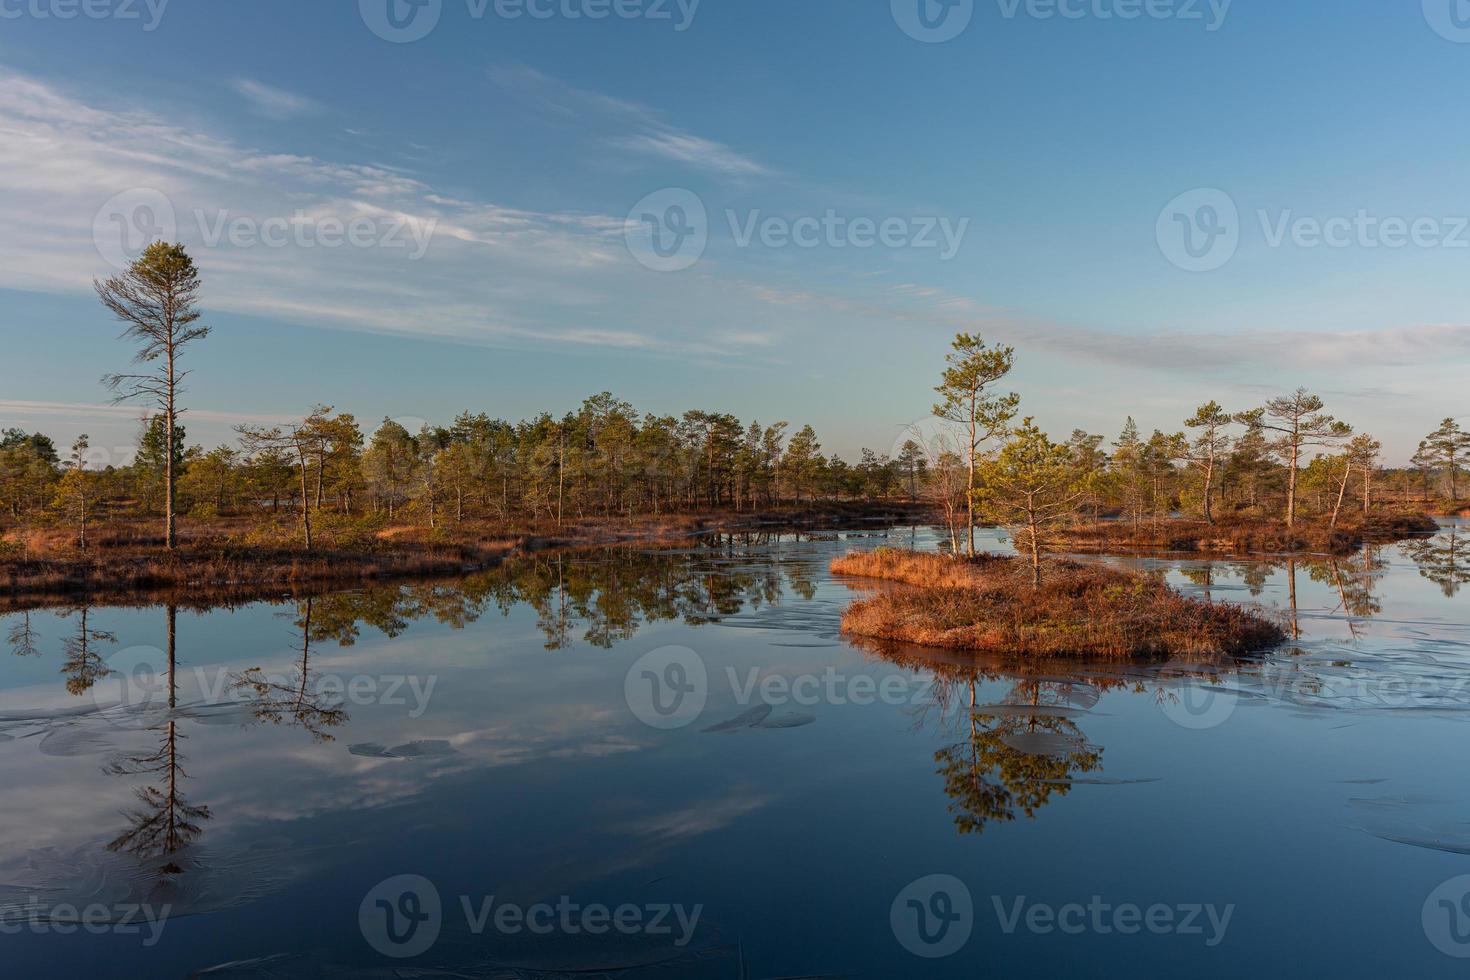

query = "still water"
[{"left": 1, "top": 522, "right": 1468, "bottom": 978}]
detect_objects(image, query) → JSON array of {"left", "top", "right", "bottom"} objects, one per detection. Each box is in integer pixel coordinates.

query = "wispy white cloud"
[
  {"left": 612, "top": 131, "right": 772, "bottom": 177},
  {"left": 747, "top": 280, "right": 1470, "bottom": 373},
  {"left": 490, "top": 64, "right": 773, "bottom": 178},
  {"left": 231, "top": 78, "right": 323, "bottom": 120},
  {"left": 0, "top": 399, "right": 296, "bottom": 425},
  {"left": 0, "top": 65, "right": 726, "bottom": 357}
]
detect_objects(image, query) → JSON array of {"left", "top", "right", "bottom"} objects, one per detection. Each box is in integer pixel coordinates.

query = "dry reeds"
[
  {"left": 831, "top": 548, "right": 1285, "bottom": 660},
  {"left": 1055, "top": 513, "right": 1438, "bottom": 556}
]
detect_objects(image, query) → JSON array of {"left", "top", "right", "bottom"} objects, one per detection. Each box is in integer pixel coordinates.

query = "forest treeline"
[
  {"left": 0, "top": 242, "right": 1465, "bottom": 558},
  {"left": 1, "top": 401, "right": 891, "bottom": 526},
  {"left": 2, "top": 375, "right": 1463, "bottom": 546}
]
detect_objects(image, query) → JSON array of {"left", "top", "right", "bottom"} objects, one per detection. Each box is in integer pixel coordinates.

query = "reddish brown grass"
[
  {"left": 1055, "top": 512, "right": 1439, "bottom": 556},
  {"left": 831, "top": 548, "right": 1286, "bottom": 660},
  {"left": 828, "top": 548, "right": 1006, "bottom": 589},
  {"left": 0, "top": 502, "right": 936, "bottom": 608}
]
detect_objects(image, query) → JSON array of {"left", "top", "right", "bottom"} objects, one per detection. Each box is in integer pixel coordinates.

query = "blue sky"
[{"left": 2, "top": 0, "right": 1468, "bottom": 463}]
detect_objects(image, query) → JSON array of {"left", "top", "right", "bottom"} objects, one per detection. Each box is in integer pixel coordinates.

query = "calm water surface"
[{"left": 2, "top": 522, "right": 1469, "bottom": 978}]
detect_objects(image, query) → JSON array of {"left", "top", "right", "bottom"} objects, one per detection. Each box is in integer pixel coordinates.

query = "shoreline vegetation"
[
  {"left": 0, "top": 502, "right": 927, "bottom": 611},
  {"left": 831, "top": 548, "right": 1288, "bottom": 660},
  {"left": 1053, "top": 512, "right": 1441, "bottom": 557},
  {"left": 2, "top": 253, "right": 1466, "bottom": 609}
]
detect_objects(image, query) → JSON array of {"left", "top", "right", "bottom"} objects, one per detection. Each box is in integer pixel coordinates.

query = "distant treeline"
[
  {"left": 0, "top": 398, "right": 1461, "bottom": 534},
  {"left": 2, "top": 240, "right": 1465, "bottom": 553},
  {"left": 0, "top": 402, "right": 915, "bottom": 527}
]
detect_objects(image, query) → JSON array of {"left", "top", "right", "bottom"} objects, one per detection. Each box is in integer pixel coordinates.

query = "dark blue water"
[{"left": 2, "top": 523, "right": 1468, "bottom": 977}]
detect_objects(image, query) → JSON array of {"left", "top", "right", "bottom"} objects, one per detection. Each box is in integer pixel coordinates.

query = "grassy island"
[
  {"left": 831, "top": 548, "right": 1286, "bottom": 660},
  {"left": 1052, "top": 512, "right": 1440, "bottom": 557}
]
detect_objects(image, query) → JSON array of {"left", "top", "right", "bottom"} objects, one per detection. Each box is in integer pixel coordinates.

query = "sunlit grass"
[{"left": 832, "top": 547, "right": 1286, "bottom": 660}]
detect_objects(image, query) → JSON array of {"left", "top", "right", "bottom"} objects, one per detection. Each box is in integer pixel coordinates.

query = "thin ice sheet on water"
[
  {"left": 36, "top": 724, "right": 119, "bottom": 757},
  {"left": 754, "top": 712, "right": 816, "bottom": 729},
  {"left": 978, "top": 704, "right": 1089, "bottom": 720},
  {"left": 701, "top": 705, "right": 773, "bottom": 733},
  {"left": 0, "top": 839, "right": 305, "bottom": 923},
  {"left": 1000, "top": 731, "right": 1090, "bottom": 758},
  {"left": 349, "top": 740, "right": 456, "bottom": 760}
]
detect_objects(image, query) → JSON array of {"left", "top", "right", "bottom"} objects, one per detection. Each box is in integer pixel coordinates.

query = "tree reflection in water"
[
  {"left": 229, "top": 596, "right": 349, "bottom": 742},
  {"left": 4, "top": 526, "right": 1459, "bottom": 875},
  {"left": 60, "top": 603, "right": 114, "bottom": 695},
  {"left": 1403, "top": 526, "right": 1469, "bottom": 597},
  {"left": 6, "top": 609, "right": 40, "bottom": 657},
  {"left": 104, "top": 606, "right": 210, "bottom": 879},
  {"left": 266, "top": 535, "right": 823, "bottom": 652},
  {"left": 935, "top": 678, "right": 1105, "bottom": 835},
  {"left": 868, "top": 646, "right": 1143, "bottom": 836}
]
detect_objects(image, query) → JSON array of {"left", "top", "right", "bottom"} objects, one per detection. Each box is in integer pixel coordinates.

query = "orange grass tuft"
[{"left": 831, "top": 548, "right": 1285, "bottom": 660}]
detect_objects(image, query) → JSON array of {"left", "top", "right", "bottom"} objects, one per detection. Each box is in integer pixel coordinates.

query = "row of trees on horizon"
[{"left": 0, "top": 242, "right": 1466, "bottom": 553}]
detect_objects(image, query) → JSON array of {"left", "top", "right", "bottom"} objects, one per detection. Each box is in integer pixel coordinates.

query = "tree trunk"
[
  {"left": 314, "top": 450, "right": 326, "bottom": 511},
  {"left": 297, "top": 452, "right": 313, "bottom": 550},
  {"left": 165, "top": 348, "right": 177, "bottom": 550},
  {"left": 1028, "top": 518, "right": 1042, "bottom": 588},
  {"left": 1202, "top": 450, "right": 1216, "bottom": 524},
  {"left": 966, "top": 406, "right": 977, "bottom": 558},
  {"left": 1330, "top": 458, "right": 1350, "bottom": 531},
  {"left": 1285, "top": 437, "right": 1300, "bottom": 527}
]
